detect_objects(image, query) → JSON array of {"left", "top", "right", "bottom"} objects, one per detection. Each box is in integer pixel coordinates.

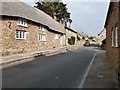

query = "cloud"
[
  {"left": 20, "top": 0, "right": 36, "bottom": 2},
  {"left": 65, "top": 2, "right": 96, "bottom": 16},
  {"left": 63, "top": 0, "right": 110, "bottom": 2},
  {"left": 78, "top": 4, "right": 95, "bottom": 14},
  {"left": 65, "top": 2, "right": 109, "bottom": 36}
]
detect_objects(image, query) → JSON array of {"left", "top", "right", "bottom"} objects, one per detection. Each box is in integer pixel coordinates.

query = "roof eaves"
[
  {"left": 104, "top": 2, "right": 112, "bottom": 27},
  {"left": 1, "top": 1, "right": 65, "bottom": 34},
  {"left": 64, "top": 26, "right": 77, "bottom": 33}
]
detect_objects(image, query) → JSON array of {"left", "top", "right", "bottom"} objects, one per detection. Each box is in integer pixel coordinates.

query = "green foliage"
[
  {"left": 82, "top": 37, "right": 85, "bottom": 39},
  {"left": 68, "top": 38, "right": 72, "bottom": 45},
  {"left": 88, "top": 36, "right": 94, "bottom": 40},
  {"left": 68, "top": 36, "right": 75, "bottom": 45},
  {"left": 34, "top": 0, "right": 72, "bottom": 23},
  {"left": 102, "top": 39, "right": 106, "bottom": 44}
]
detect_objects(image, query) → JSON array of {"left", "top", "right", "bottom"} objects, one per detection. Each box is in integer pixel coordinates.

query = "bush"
[
  {"left": 82, "top": 37, "right": 85, "bottom": 39},
  {"left": 88, "top": 36, "right": 94, "bottom": 40},
  {"left": 68, "top": 36, "right": 75, "bottom": 45},
  {"left": 68, "top": 38, "right": 72, "bottom": 45},
  {"left": 102, "top": 39, "right": 106, "bottom": 44}
]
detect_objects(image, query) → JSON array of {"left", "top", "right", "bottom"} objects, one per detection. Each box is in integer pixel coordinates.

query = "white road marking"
[{"left": 79, "top": 52, "right": 97, "bottom": 88}]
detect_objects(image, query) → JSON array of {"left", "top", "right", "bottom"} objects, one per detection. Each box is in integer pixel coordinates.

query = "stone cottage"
[
  {"left": 104, "top": 1, "right": 119, "bottom": 85},
  {"left": 64, "top": 26, "right": 77, "bottom": 45},
  {"left": 98, "top": 28, "right": 106, "bottom": 46},
  {"left": 0, "top": 1, "right": 66, "bottom": 56}
]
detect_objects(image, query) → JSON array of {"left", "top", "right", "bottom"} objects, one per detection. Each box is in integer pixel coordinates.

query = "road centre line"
[{"left": 79, "top": 52, "right": 97, "bottom": 88}]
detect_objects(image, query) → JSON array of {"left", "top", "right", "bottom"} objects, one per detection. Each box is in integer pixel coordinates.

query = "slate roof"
[{"left": 0, "top": 0, "right": 65, "bottom": 34}]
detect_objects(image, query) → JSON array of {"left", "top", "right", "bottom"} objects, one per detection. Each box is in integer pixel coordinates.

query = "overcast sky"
[{"left": 21, "top": 0, "right": 110, "bottom": 37}]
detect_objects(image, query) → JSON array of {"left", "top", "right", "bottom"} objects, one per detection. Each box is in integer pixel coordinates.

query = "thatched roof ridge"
[{"left": 1, "top": 0, "right": 65, "bottom": 34}]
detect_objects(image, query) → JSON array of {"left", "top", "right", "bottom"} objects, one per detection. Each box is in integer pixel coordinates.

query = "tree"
[
  {"left": 88, "top": 36, "right": 94, "bottom": 40},
  {"left": 34, "top": 0, "right": 72, "bottom": 24}
]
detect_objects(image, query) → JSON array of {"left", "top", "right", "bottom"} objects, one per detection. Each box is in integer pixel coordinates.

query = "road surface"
[{"left": 2, "top": 46, "right": 109, "bottom": 88}]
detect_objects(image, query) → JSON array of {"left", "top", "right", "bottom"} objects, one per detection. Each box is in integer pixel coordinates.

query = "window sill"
[
  {"left": 18, "top": 24, "right": 28, "bottom": 28},
  {"left": 39, "top": 29, "right": 45, "bottom": 30},
  {"left": 115, "top": 46, "right": 119, "bottom": 48},
  {"left": 38, "top": 40, "right": 46, "bottom": 42},
  {"left": 16, "top": 38, "right": 26, "bottom": 40},
  {"left": 111, "top": 46, "right": 114, "bottom": 48},
  {"left": 111, "top": 46, "right": 119, "bottom": 48}
]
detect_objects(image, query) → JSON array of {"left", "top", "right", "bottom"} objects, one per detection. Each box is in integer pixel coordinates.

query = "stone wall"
[
  {"left": 1, "top": 16, "right": 65, "bottom": 56},
  {"left": 65, "top": 29, "right": 77, "bottom": 45},
  {"left": 98, "top": 28, "right": 106, "bottom": 46}
]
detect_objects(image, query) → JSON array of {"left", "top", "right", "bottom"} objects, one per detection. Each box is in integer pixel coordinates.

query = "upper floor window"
[
  {"left": 38, "top": 34, "right": 46, "bottom": 41},
  {"left": 55, "top": 34, "right": 59, "bottom": 39},
  {"left": 16, "top": 30, "right": 26, "bottom": 39},
  {"left": 17, "top": 18, "right": 27, "bottom": 27},
  {"left": 39, "top": 25, "right": 45, "bottom": 31}
]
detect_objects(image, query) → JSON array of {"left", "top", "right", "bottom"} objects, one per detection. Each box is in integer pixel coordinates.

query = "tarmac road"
[{"left": 2, "top": 46, "right": 114, "bottom": 88}]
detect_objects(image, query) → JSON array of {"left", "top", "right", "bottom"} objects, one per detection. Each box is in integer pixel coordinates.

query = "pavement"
[
  {"left": 83, "top": 49, "right": 116, "bottom": 88},
  {"left": 2, "top": 46, "right": 116, "bottom": 88},
  {"left": 1, "top": 45, "right": 81, "bottom": 68}
]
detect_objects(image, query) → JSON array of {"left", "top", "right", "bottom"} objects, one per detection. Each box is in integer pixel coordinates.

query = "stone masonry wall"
[
  {"left": 1, "top": 16, "right": 65, "bottom": 56},
  {"left": 66, "top": 29, "right": 77, "bottom": 45}
]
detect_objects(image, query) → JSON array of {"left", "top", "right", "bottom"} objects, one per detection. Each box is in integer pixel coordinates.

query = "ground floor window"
[
  {"left": 38, "top": 34, "right": 46, "bottom": 41},
  {"left": 55, "top": 34, "right": 59, "bottom": 39},
  {"left": 16, "top": 30, "right": 26, "bottom": 39},
  {"left": 115, "top": 26, "right": 118, "bottom": 47},
  {"left": 111, "top": 26, "right": 118, "bottom": 47},
  {"left": 111, "top": 29, "right": 114, "bottom": 47}
]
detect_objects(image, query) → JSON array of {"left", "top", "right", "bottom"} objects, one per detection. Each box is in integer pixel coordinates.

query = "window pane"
[
  {"left": 22, "top": 32, "right": 24, "bottom": 38},
  {"left": 115, "top": 27, "right": 118, "bottom": 47},
  {"left": 112, "top": 28, "right": 114, "bottom": 47},
  {"left": 16, "top": 30, "right": 26, "bottom": 39},
  {"left": 21, "top": 20, "right": 23, "bottom": 25},
  {"left": 18, "top": 19, "right": 21, "bottom": 24},
  {"left": 18, "top": 18, "right": 27, "bottom": 26},
  {"left": 16, "top": 31, "right": 19, "bottom": 38}
]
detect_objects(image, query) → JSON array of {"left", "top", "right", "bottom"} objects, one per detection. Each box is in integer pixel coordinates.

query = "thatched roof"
[
  {"left": 1, "top": 0, "right": 65, "bottom": 34},
  {"left": 64, "top": 26, "right": 77, "bottom": 33}
]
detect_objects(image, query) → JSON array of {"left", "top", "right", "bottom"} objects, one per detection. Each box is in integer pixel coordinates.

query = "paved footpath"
[{"left": 82, "top": 49, "right": 116, "bottom": 88}]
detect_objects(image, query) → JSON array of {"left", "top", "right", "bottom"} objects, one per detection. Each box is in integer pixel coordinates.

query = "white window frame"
[
  {"left": 115, "top": 26, "right": 118, "bottom": 47},
  {"left": 16, "top": 30, "right": 26, "bottom": 39},
  {"left": 111, "top": 29, "right": 114, "bottom": 47},
  {"left": 17, "top": 18, "right": 27, "bottom": 27},
  {"left": 38, "top": 34, "right": 46, "bottom": 41},
  {"left": 55, "top": 34, "right": 59, "bottom": 39},
  {"left": 39, "top": 25, "right": 45, "bottom": 31}
]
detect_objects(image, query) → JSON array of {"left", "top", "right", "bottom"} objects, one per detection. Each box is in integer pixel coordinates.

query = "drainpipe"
[{"left": 65, "top": 26, "right": 68, "bottom": 46}]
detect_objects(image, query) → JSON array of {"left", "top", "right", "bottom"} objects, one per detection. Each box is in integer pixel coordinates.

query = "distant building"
[
  {"left": 98, "top": 28, "right": 106, "bottom": 46},
  {"left": 77, "top": 32, "right": 88, "bottom": 40},
  {"left": 104, "top": 1, "right": 119, "bottom": 85}
]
